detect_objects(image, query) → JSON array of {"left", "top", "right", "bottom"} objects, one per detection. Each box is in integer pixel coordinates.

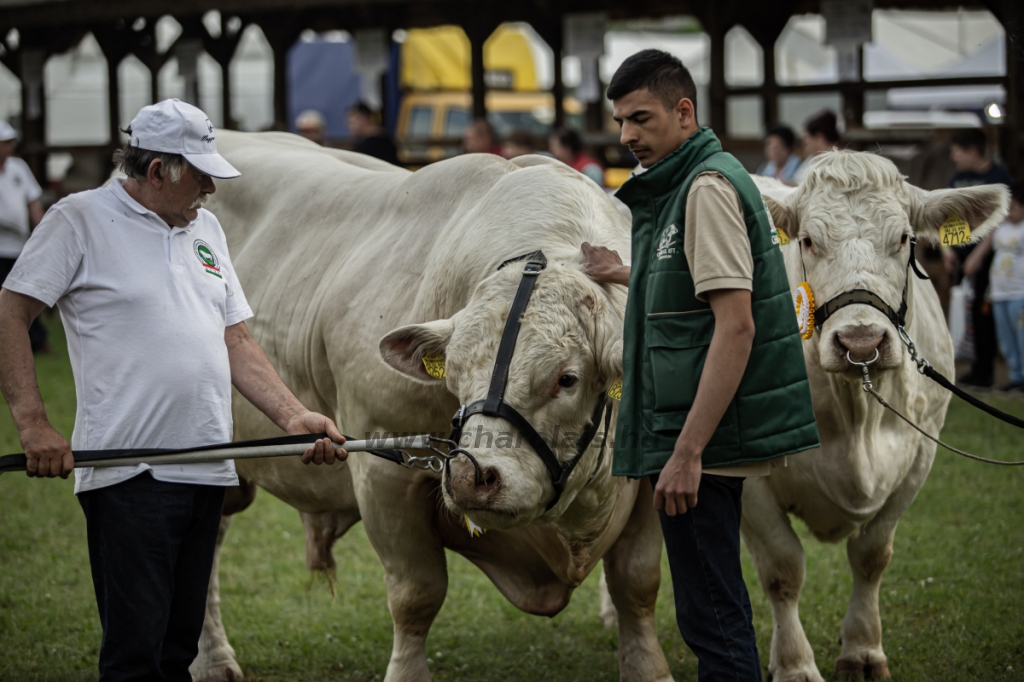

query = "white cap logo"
[{"left": 128, "top": 99, "right": 240, "bottom": 179}]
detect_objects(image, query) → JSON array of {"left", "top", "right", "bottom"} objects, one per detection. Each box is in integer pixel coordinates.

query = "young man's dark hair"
[
  {"left": 606, "top": 49, "right": 698, "bottom": 115},
  {"left": 804, "top": 110, "right": 840, "bottom": 144},
  {"left": 766, "top": 124, "right": 796, "bottom": 151},
  {"left": 950, "top": 128, "right": 987, "bottom": 155}
]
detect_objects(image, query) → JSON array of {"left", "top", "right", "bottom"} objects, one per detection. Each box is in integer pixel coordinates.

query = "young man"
[
  {"left": 945, "top": 128, "right": 1013, "bottom": 388},
  {"left": 582, "top": 50, "right": 818, "bottom": 681},
  {"left": 0, "top": 99, "right": 345, "bottom": 682}
]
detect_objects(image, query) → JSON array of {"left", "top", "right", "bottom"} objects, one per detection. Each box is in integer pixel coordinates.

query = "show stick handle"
[{"left": 0, "top": 435, "right": 433, "bottom": 475}]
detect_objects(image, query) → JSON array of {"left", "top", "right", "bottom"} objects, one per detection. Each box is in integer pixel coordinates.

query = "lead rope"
[{"left": 848, "top": 350, "right": 1024, "bottom": 466}]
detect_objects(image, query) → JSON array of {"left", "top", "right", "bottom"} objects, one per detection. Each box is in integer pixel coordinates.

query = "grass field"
[{"left": 1, "top": 319, "right": 1023, "bottom": 681}]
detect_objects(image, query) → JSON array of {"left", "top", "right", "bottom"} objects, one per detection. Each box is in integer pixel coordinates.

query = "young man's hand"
[
  {"left": 20, "top": 421, "right": 74, "bottom": 478},
  {"left": 582, "top": 242, "right": 631, "bottom": 286},
  {"left": 653, "top": 443, "right": 702, "bottom": 515},
  {"left": 284, "top": 411, "right": 348, "bottom": 465}
]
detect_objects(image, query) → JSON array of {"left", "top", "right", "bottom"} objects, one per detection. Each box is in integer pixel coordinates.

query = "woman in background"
[
  {"left": 757, "top": 125, "right": 801, "bottom": 184},
  {"left": 794, "top": 110, "right": 842, "bottom": 183}
]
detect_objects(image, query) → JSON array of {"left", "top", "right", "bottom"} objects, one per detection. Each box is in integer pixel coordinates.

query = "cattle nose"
[
  {"left": 447, "top": 460, "right": 501, "bottom": 505},
  {"left": 835, "top": 326, "right": 887, "bottom": 363}
]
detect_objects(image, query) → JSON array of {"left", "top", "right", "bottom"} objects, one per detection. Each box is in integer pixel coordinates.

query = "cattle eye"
[
  {"left": 558, "top": 374, "right": 579, "bottom": 389},
  {"left": 900, "top": 234, "right": 909, "bottom": 246},
  {"left": 801, "top": 237, "right": 813, "bottom": 250}
]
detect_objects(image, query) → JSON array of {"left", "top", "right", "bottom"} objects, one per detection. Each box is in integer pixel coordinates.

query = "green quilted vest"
[{"left": 612, "top": 127, "right": 819, "bottom": 477}]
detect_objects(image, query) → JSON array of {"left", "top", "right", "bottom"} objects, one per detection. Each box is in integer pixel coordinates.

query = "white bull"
[
  {"left": 743, "top": 152, "right": 1008, "bottom": 681},
  {"left": 190, "top": 131, "right": 673, "bottom": 682}
]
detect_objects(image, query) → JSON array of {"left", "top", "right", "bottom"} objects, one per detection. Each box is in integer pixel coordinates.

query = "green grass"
[{"left": 2, "top": 318, "right": 1023, "bottom": 681}]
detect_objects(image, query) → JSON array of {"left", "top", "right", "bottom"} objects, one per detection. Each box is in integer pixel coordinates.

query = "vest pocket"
[{"left": 645, "top": 310, "right": 714, "bottom": 417}]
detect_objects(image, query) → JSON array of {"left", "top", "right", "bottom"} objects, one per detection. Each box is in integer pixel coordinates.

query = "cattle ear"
[
  {"left": 910, "top": 184, "right": 1010, "bottom": 244},
  {"left": 761, "top": 194, "right": 797, "bottom": 242},
  {"left": 379, "top": 319, "right": 454, "bottom": 383}
]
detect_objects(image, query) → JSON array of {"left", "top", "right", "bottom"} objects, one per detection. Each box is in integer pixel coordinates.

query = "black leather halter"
[
  {"left": 814, "top": 236, "right": 930, "bottom": 332},
  {"left": 448, "top": 250, "right": 610, "bottom": 512}
]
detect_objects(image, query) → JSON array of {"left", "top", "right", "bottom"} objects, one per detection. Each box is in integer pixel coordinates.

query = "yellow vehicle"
[
  {"left": 395, "top": 91, "right": 585, "bottom": 164},
  {"left": 394, "top": 24, "right": 586, "bottom": 164}
]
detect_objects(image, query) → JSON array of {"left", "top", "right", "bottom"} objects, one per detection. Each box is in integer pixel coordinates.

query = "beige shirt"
[{"left": 682, "top": 171, "right": 781, "bottom": 477}]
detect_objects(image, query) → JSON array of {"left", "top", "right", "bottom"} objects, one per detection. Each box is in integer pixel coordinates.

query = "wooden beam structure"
[{"left": 0, "top": 0, "right": 1016, "bottom": 178}]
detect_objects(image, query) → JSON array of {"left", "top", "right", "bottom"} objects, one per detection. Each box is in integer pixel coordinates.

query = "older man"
[{"left": 0, "top": 99, "right": 345, "bottom": 682}]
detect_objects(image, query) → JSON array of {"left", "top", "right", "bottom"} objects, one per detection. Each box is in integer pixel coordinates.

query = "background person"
[
  {"left": 346, "top": 101, "right": 399, "bottom": 165},
  {"left": 461, "top": 118, "right": 502, "bottom": 155},
  {"left": 0, "top": 99, "right": 345, "bottom": 682},
  {"left": 793, "top": 110, "right": 841, "bottom": 183},
  {"left": 0, "top": 120, "right": 46, "bottom": 352},
  {"left": 944, "top": 128, "right": 1013, "bottom": 388},
  {"left": 549, "top": 126, "right": 604, "bottom": 186},
  {"left": 757, "top": 124, "right": 800, "bottom": 184},
  {"left": 963, "top": 182, "right": 1024, "bottom": 391},
  {"left": 295, "top": 109, "right": 327, "bottom": 146},
  {"left": 501, "top": 128, "right": 542, "bottom": 159},
  {"left": 583, "top": 49, "right": 818, "bottom": 682}
]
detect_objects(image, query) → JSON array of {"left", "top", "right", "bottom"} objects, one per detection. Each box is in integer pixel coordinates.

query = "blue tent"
[{"left": 287, "top": 39, "right": 362, "bottom": 139}]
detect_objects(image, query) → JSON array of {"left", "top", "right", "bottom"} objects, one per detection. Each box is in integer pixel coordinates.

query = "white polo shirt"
[
  {"left": 4, "top": 178, "right": 251, "bottom": 493},
  {"left": 0, "top": 156, "right": 43, "bottom": 258}
]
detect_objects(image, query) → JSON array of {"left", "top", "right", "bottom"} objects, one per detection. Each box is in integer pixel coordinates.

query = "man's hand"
[
  {"left": 20, "top": 421, "right": 73, "bottom": 478},
  {"left": 582, "top": 242, "right": 631, "bottom": 286},
  {"left": 653, "top": 444, "right": 702, "bottom": 515},
  {"left": 284, "top": 410, "right": 348, "bottom": 465}
]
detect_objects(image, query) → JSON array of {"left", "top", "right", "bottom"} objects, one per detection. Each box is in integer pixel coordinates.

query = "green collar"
[{"left": 616, "top": 127, "right": 722, "bottom": 205}]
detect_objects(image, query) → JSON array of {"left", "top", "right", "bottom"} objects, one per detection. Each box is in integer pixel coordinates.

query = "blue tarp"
[{"left": 287, "top": 39, "right": 362, "bottom": 138}]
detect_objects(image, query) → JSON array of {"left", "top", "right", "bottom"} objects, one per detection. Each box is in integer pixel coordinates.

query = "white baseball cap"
[
  {"left": 0, "top": 120, "right": 17, "bottom": 142},
  {"left": 128, "top": 99, "right": 240, "bottom": 179}
]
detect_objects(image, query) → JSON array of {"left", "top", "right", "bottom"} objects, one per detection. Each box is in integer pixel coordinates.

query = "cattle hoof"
[
  {"left": 767, "top": 667, "right": 825, "bottom": 682},
  {"left": 835, "top": 657, "right": 890, "bottom": 680},
  {"left": 191, "top": 662, "right": 245, "bottom": 682}
]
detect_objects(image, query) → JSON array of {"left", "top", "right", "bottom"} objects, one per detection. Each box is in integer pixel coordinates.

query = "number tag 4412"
[{"left": 939, "top": 214, "right": 972, "bottom": 247}]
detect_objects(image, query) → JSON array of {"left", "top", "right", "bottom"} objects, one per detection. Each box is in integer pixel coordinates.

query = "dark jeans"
[
  {"left": 0, "top": 256, "right": 48, "bottom": 352},
  {"left": 969, "top": 284, "right": 997, "bottom": 382},
  {"left": 652, "top": 473, "right": 762, "bottom": 682},
  {"left": 78, "top": 473, "right": 226, "bottom": 682}
]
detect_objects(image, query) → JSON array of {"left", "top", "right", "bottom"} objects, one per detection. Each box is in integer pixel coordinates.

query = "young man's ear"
[{"left": 675, "top": 97, "right": 696, "bottom": 129}]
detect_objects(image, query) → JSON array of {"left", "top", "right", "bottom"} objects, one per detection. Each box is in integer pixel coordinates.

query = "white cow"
[
  {"left": 743, "top": 152, "right": 1008, "bottom": 681},
  {"left": 191, "top": 131, "right": 673, "bottom": 682}
]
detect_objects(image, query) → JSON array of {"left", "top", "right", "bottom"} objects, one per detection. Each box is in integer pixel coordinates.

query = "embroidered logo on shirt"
[
  {"left": 193, "top": 239, "right": 222, "bottom": 278},
  {"left": 656, "top": 224, "right": 679, "bottom": 260}
]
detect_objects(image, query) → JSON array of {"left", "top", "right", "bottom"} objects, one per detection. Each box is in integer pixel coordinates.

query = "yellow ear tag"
[
  {"left": 464, "top": 515, "right": 487, "bottom": 537},
  {"left": 939, "top": 214, "right": 971, "bottom": 247},
  {"left": 608, "top": 378, "right": 623, "bottom": 401},
  {"left": 776, "top": 229, "right": 790, "bottom": 246},
  {"left": 422, "top": 355, "right": 446, "bottom": 379},
  {"left": 793, "top": 282, "right": 815, "bottom": 340}
]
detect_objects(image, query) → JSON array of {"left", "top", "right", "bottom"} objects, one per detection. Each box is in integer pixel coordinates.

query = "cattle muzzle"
[
  {"left": 830, "top": 323, "right": 896, "bottom": 371},
  {"left": 447, "top": 250, "right": 611, "bottom": 513},
  {"left": 444, "top": 457, "right": 502, "bottom": 509}
]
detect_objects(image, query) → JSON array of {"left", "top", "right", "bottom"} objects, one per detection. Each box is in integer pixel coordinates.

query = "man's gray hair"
[{"left": 113, "top": 129, "right": 189, "bottom": 183}]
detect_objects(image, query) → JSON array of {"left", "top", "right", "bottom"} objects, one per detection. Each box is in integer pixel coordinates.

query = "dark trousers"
[
  {"left": 652, "top": 473, "right": 762, "bottom": 682},
  {"left": 0, "top": 256, "right": 48, "bottom": 351},
  {"left": 969, "top": 286, "right": 997, "bottom": 382},
  {"left": 78, "top": 473, "right": 226, "bottom": 682}
]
